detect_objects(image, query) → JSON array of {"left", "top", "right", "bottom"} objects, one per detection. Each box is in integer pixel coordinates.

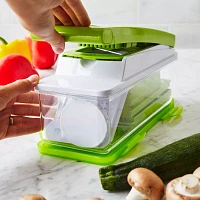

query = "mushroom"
[
  {"left": 18, "top": 194, "right": 46, "bottom": 200},
  {"left": 126, "top": 168, "right": 164, "bottom": 200},
  {"left": 88, "top": 198, "right": 103, "bottom": 200},
  {"left": 194, "top": 167, "right": 200, "bottom": 180},
  {"left": 166, "top": 174, "right": 200, "bottom": 200}
]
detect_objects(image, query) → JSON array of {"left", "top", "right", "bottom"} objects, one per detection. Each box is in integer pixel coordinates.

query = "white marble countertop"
[{"left": 1, "top": 49, "right": 200, "bottom": 200}]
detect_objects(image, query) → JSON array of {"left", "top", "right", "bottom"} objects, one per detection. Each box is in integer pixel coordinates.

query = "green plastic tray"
[{"left": 38, "top": 99, "right": 175, "bottom": 165}]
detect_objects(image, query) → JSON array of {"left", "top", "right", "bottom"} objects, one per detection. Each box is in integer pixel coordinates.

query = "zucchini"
[{"left": 99, "top": 133, "right": 200, "bottom": 191}]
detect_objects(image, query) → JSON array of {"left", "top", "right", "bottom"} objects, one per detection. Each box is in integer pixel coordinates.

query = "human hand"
[
  {"left": 5, "top": 0, "right": 91, "bottom": 54},
  {"left": 0, "top": 74, "right": 41, "bottom": 140}
]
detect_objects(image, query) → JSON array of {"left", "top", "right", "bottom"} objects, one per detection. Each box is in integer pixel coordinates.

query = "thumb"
[
  {"left": 48, "top": 30, "right": 65, "bottom": 54},
  {"left": 31, "top": 12, "right": 65, "bottom": 54},
  {"left": 21, "top": 10, "right": 65, "bottom": 54},
  {"left": 0, "top": 75, "right": 39, "bottom": 106}
]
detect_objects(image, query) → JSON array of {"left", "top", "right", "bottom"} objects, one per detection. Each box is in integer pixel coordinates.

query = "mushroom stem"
[
  {"left": 179, "top": 174, "right": 200, "bottom": 194},
  {"left": 126, "top": 187, "right": 147, "bottom": 200}
]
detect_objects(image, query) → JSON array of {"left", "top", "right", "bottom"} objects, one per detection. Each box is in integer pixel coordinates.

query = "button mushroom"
[
  {"left": 18, "top": 194, "right": 46, "bottom": 200},
  {"left": 126, "top": 168, "right": 164, "bottom": 200},
  {"left": 194, "top": 167, "right": 200, "bottom": 180},
  {"left": 88, "top": 198, "right": 103, "bottom": 200},
  {"left": 166, "top": 174, "right": 200, "bottom": 200}
]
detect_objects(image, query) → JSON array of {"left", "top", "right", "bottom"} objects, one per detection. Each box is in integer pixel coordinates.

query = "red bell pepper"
[
  {"left": 0, "top": 54, "right": 38, "bottom": 85},
  {"left": 25, "top": 33, "right": 58, "bottom": 70}
]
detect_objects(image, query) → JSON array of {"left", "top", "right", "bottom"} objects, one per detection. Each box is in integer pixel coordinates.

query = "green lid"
[{"left": 31, "top": 26, "right": 175, "bottom": 48}]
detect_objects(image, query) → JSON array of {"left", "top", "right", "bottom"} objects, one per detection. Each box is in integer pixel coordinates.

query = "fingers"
[
  {"left": 6, "top": 0, "right": 90, "bottom": 55},
  {"left": 51, "top": 0, "right": 91, "bottom": 52},
  {"left": 41, "top": 105, "right": 57, "bottom": 118},
  {"left": 6, "top": 117, "right": 42, "bottom": 138},
  {"left": 11, "top": 116, "right": 41, "bottom": 125},
  {"left": 11, "top": 104, "right": 40, "bottom": 116},
  {"left": 65, "top": 0, "right": 91, "bottom": 26},
  {"left": 6, "top": 98, "right": 16, "bottom": 108},
  {"left": 16, "top": 92, "right": 39, "bottom": 104},
  {"left": 54, "top": 16, "right": 63, "bottom": 25},
  {"left": 52, "top": 0, "right": 90, "bottom": 26},
  {"left": 11, "top": 101, "right": 55, "bottom": 117},
  {"left": 40, "top": 94, "right": 58, "bottom": 106},
  {"left": 13, "top": 93, "right": 56, "bottom": 117},
  {"left": 60, "top": 1, "right": 81, "bottom": 26},
  {"left": 0, "top": 108, "right": 11, "bottom": 121},
  {"left": 16, "top": 91, "right": 56, "bottom": 105},
  {"left": 0, "top": 118, "right": 9, "bottom": 140},
  {"left": 0, "top": 75, "right": 39, "bottom": 111},
  {"left": 52, "top": 6, "right": 74, "bottom": 26}
]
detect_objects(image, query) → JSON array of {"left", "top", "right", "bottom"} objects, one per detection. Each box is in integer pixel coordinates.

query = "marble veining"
[{"left": 1, "top": 49, "right": 200, "bottom": 200}]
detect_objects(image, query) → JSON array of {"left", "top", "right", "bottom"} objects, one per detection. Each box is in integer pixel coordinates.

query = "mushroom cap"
[
  {"left": 127, "top": 168, "right": 164, "bottom": 200},
  {"left": 194, "top": 167, "right": 200, "bottom": 179},
  {"left": 18, "top": 194, "right": 46, "bottom": 200},
  {"left": 166, "top": 177, "right": 200, "bottom": 200},
  {"left": 88, "top": 198, "right": 103, "bottom": 200}
]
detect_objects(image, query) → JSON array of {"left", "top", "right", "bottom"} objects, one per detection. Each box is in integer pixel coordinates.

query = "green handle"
[
  {"left": 0, "top": 37, "right": 8, "bottom": 45},
  {"left": 31, "top": 26, "right": 113, "bottom": 44},
  {"left": 31, "top": 26, "right": 176, "bottom": 47}
]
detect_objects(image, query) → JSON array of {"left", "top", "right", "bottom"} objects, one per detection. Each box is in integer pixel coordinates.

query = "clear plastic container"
[{"left": 38, "top": 66, "right": 173, "bottom": 152}]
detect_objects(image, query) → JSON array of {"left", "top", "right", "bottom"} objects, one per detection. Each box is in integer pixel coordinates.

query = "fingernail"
[
  {"left": 52, "top": 46, "right": 64, "bottom": 54},
  {"left": 28, "top": 74, "right": 40, "bottom": 85}
]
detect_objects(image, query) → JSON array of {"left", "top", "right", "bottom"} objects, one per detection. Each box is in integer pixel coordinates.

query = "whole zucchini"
[{"left": 99, "top": 133, "right": 200, "bottom": 191}]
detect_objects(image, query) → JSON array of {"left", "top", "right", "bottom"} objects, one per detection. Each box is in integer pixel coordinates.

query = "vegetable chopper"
[{"left": 33, "top": 26, "right": 180, "bottom": 165}]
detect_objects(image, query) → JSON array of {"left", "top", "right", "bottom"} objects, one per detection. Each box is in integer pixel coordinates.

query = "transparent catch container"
[{"left": 37, "top": 66, "right": 173, "bottom": 164}]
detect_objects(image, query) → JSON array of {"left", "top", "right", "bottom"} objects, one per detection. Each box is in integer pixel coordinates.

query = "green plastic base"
[{"left": 37, "top": 100, "right": 174, "bottom": 165}]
